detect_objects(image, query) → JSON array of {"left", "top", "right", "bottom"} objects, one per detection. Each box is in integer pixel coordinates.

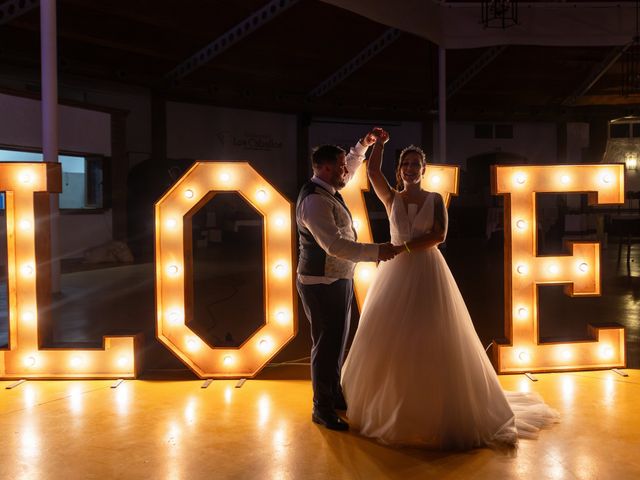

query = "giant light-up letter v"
[
  {"left": 491, "top": 164, "right": 625, "bottom": 373},
  {"left": 0, "top": 162, "right": 139, "bottom": 379}
]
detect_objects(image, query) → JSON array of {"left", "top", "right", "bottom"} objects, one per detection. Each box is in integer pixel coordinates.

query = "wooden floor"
[{"left": 1, "top": 367, "right": 639, "bottom": 479}]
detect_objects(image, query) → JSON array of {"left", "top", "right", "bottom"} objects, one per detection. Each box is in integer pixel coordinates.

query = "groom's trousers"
[{"left": 296, "top": 278, "right": 353, "bottom": 414}]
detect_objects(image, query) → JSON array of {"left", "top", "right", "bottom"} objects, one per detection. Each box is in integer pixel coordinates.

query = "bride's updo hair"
[{"left": 396, "top": 145, "right": 427, "bottom": 191}]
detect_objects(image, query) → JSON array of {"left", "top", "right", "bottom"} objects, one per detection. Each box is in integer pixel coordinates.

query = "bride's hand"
[
  {"left": 393, "top": 244, "right": 405, "bottom": 255},
  {"left": 372, "top": 127, "right": 390, "bottom": 145}
]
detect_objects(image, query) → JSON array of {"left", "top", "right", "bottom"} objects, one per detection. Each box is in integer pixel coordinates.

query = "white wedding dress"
[{"left": 341, "top": 192, "right": 558, "bottom": 449}]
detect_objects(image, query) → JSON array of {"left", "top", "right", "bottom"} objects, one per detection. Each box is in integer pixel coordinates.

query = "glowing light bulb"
[
  {"left": 353, "top": 219, "right": 361, "bottom": 230},
  {"left": 578, "top": 262, "right": 588, "bottom": 273},
  {"left": 359, "top": 267, "right": 371, "bottom": 280},
  {"left": 22, "top": 311, "right": 35, "bottom": 322},
  {"left": 516, "top": 264, "right": 528, "bottom": 275},
  {"left": 601, "top": 174, "right": 612, "bottom": 184},
  {"left": 219, "top": 172, "right": 231, "bottom": 182},
  {"left": 21, "top": 264, "right": 34, "bottom": 276},
  {"left": 24, "top": 355, "right": 36, "bottom": 367},
  {"left": 184, "top": 189, "right": 195, "bottom": 199},
  {"left": 517, "top": 307, "right": 528, "bottom": 319},
  {"left": 515, "top": 219, "right": 527, "bottom": 231},
  {"left": 166, "top": 264, "right": 180, "bottom": 277},
  {"left": 274, "top": 216, "right": 286, "bottom": 228},
  {"left": 20, "top": 172, "right": 33, "bottom": 184},
  {"left": 258, "top": 338, "right": 272, "bottom": 353},
  {"left": 166, "top": 218, "right": 178, "bottom": 229},
  {"left": 274, "top": 263, "right": 286, "bottom": 276},
  {"left": 167, "top": 310, "right": 182, "bottom": 325},
  {"left": 117, "top": 356, "right": 129, "bottom": 368},
  {"left": 600, "top": 345, "right": 614, "bottom": 359},
  {"left": 275, "top": 310, "right": 287, "bottom": 323},
  {"left": 548, "top": 264, "right": 559, "bottom": 275},
  {"left": 256, "top": 189, "right": 268, "bottom": 202},
  {"left": 515, "top": 173, "right": 526, "bottom": 185},
  {"left": 560, "top": 175, "right": 570, "bottom": 185},
  {"left": 561, "top": 349, "right": 572, "bottom": 361},
  {"left": 186, "top": 338, "right": 199, "bottom": 351},
  {"left": 430, "top": 175, "right": 441, "bottom": 185},
  {"left": 19, "top": 219, "right": 32, "bottom": 231},
  {"left": 223, "top": 355, "right": 234, "bottom": 366},
  {"left": 70, "top": 355, "right": 83, "bottom": 368},
  {"left": 518, "top": 350, "right": 530, "bottom": 362}
]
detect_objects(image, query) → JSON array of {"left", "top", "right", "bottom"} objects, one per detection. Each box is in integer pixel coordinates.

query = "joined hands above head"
[
  {"left": 361, "top": 130, "right": 378, "bottom": 148},
  {"left": 371, "top": 127, "right": 390, "bottom": 145}
]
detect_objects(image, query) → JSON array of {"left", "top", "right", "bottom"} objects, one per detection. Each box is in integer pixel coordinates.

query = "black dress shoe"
[{"left": 312, "top": 410, "right": 349, "bottom": 431}]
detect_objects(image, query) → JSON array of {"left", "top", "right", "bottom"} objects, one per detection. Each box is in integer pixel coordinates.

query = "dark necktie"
[{"left": 333, "top": 190, "right": 352, "bottom": 220}]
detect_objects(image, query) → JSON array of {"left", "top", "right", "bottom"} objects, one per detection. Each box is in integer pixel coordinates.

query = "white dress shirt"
[{"left": 298, "top": 141, "right": 380, "bottom": 285}]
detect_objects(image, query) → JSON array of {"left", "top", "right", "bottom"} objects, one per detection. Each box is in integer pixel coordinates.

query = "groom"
[{"left": 296, "top": 130, "right": 397, "bottom": 431}]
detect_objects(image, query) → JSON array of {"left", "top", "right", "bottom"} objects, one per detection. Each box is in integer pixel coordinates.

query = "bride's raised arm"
[{"left": 367, "top": 130, "right": 394, "bottom": 213}]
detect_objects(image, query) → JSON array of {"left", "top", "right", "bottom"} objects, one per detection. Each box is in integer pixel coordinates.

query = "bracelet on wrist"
[{"left": 403, "top": 241, "right": 411, "bottom": 253}]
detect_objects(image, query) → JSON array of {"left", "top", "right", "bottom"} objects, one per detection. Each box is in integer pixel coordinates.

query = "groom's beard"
[{"left": 331, "top": 172, "right": 347, "bottom": 190}]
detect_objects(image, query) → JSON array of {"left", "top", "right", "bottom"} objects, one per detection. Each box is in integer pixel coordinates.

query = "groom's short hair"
[{"left": 311, "top": 145, "right": 346, "bottom": 169}]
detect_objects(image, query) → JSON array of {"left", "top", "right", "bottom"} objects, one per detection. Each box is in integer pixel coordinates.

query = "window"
[
  {"left": 609, "top": 123, "right": 630, "bottom": 138},
  {"left": 0, "top": 149, "right": 104, "bottom": 210},
  {"left": 474, "top": 124, "right": 493, "bottom": 139}
]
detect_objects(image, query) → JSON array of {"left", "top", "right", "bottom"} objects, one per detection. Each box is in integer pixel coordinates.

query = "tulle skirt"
[{"left": 341, "top": 247, "right": 558, "bottom": 449}]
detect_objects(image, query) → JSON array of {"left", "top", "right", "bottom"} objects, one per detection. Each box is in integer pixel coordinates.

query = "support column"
[
  {"left": 296, "top": 113, "right": 310, "bottom": 191},
  {"left": 438, "top": 46, "right": 446, "bottom": 164},
  {"left": 40, "top": 0, "right": 60, "bottom": 293},
  {"left": 111, "top": 112, "right": 129, "bottom": 241},
  {"left": 421, "top": 118, "right": 435, "bottom": 163}
]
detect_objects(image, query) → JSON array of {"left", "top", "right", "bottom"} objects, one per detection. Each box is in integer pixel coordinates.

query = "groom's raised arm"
[{"left": 344, "top": 131, "right": 377, "bottom": 185}]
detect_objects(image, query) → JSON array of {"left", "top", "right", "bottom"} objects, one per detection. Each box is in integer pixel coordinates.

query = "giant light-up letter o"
[
  {"left": 155, "top": 162, "right": 296, "bottom": 378},
  {"left": 491, "top": 164, "right": 625, "bottom": 373},
  {"left": 0, "top": 162, "right": 138, "bottom": 379},
  {"left": 342, "top": 163, "right": 459, "bottom": 308}
]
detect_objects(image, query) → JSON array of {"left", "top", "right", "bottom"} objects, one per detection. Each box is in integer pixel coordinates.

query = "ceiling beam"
[
  {"left": 0, "top": 0, "right": 39, "bottom": 25},
  {"left": 445, "top": 45, "right": 507, "bottom": 101},
  {"left": 562, "top": 43, "right": 632, "bottom": 106},
  {"left": 308, "top": 28, "right": 401, "bottom": 98},
  {"left": 165, "top": 0, "right": 300, "bottom": 83}
]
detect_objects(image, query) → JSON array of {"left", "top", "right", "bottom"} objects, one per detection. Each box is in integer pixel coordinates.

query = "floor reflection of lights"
[
  {"left": 603, "top": 375, "right": 616, "bottom": 409},
  {"left": 183, "top": 397, "right": 197, "bottom": 426},
  {"left": 164, "top": 421, "right": 182, "bottom": 480},
  {"left": 545, "top": 459, "right": 567, "bottom": 480},
  {"left": 68, "top": 385, "right": 83, "bottom": 415},
  {"left": 561, "top": 376, "right": 575, "bottom": 405},
  {"left": 224, "top": 386, "right": 233, "bottom": 405},
  {"left": 115, "top": 383, "right": 130, "bottom": 416},
  {"left": 270, "top": 423, "right": 290, "bottom": 480},
  {"left": 23, "top": 384, "right": 37, "bottom": 409},
  {"left": 258, "top": 394, "right": 271, "bottom": 427},
  {"left": 518, "top": 377, "right": 531, "bottom": 393},
  {"left": 20, "top": 424, "right": 40, "bottom": 460}
]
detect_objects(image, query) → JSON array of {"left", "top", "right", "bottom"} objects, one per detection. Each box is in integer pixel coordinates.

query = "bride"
[{"left": 341, "top": 129, "right": 558, "bottom": 449}]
